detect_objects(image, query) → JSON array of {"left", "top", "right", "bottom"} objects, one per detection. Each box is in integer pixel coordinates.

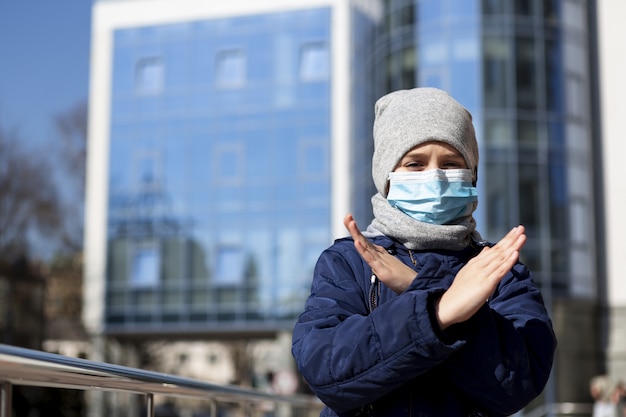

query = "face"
[{"left": 393, "top": 141, "right": 467, "bottom": 173}]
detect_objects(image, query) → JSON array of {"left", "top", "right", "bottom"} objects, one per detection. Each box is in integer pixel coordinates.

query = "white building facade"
[{"left": 596, "top": 0, "right": 626, "bottom": 380}]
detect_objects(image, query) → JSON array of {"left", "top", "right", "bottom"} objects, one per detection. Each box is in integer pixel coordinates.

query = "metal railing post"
[
  {"left": 209, "top": 398, "right": 217, "bottom": 417},
  {"left": 145, "top": 393, "right": 154, "bottom": 417},
  {"left": 1, "top": 381, "right": 12, "bottom": 417}
]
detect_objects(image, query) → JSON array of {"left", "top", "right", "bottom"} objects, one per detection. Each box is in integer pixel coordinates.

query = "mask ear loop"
[{"left": 472, "top": 167, "right": 478, "bottom": 187}]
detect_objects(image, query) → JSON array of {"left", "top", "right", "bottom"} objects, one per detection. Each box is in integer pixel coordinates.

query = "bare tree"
[
  {"left": 54, "top": 100, "right": 88, "bottom": 253},
  {"left": 55, "top": 100, "right": 87, "bottom": 186},
  {"left": 0, "top": 124, "right": 63, "bottom": 263},
  {"left": 230, "top": 339, "right": 254, "bottom": 387}
]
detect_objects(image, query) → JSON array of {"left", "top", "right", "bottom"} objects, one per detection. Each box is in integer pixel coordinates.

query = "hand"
[
  {"left": 435, "top": 225, "right": 527, "bottom": 330},
  {"left": 343, "top": 214, "right": 417, "bottom": 293}
]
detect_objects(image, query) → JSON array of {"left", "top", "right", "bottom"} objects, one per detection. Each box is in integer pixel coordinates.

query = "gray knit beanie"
[{"left": 372, "top": 87, "right": 478, "bottom": 197}]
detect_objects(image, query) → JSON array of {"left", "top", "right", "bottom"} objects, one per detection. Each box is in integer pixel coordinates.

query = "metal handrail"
[
  {"left": 523, "top": 401, "right": 594, "bottom": 417},
  {"left": 0, "top": 343, "right": 322, "bottom": 417},
  {"left": 0, "top": 344, "right": 597, "bottom": 417}
]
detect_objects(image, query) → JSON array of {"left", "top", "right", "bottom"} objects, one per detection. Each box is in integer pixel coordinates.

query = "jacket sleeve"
[
  {"left": 291, "top": 243, "right": 466, "bottom": 413},
  {"left": 440, "top": 262, "right": 557, "bottom": 416}
]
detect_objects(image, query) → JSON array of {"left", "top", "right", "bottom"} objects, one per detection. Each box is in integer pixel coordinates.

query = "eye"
[
  {"left": 441, "top": 158, "right": 466, "bottom": 169},
  {"left": 404, "top": 160, "right": 425, "bottom": 170}
]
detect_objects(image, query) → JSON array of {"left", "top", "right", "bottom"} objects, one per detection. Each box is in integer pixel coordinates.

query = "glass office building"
[
  {"left": 85, "top": 0, "right": 382, "bottom": 336},
  {"left": 376, "top": 0, "right": 597, "bottom": 298},
  {"left": 375, "top": 0, "right": 599, "bottom": 402}
]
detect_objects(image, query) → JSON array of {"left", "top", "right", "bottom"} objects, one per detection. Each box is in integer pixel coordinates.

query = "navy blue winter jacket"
[{"left": 292, "top": 235, "right": 556, "bottom": 417}]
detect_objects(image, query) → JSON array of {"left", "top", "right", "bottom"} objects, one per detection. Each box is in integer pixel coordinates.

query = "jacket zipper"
[
  {"left": 368, "top": 274, "right": 379, "bottom": 313},
  {"left": 367, "top": 246, "right": 397, "bottom": 313}
]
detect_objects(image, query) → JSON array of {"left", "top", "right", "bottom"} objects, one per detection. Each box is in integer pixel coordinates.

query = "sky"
[
  {"left": 0, "top": 2, "right": 94, "bottom": 259},
  {"left": 0, "top": 1, "right": 93, "bottom": 150}
]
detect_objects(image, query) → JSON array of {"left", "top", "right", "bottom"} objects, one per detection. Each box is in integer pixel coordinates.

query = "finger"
[
  {"left": 497, "top": 225, "right": 526, "bottom": 249},
  {"left": 343, "top": 214, "right": 364, "bottom": 242},
  {"left": 497, "top": 228, "right": 526, "bottom": 257},
  {"left": 492, "top": 226, "right": 521, "bottom": 249},
  {"left": 471, "top": 239, "right": 523, "bottom": 279},
  {"left": 343, "top": 213, "right": 356, "bottom": 234},
  {"left": 476, "top": 242, "right": 521, "bottom": 270},
  {"left": 354, "top": 238, "right": 378, "bottom": 266},
  {"left": 343, "top": 213, "right": 354, "bottom": 226},
  {"left": 344, "top": 214, "right": 379, "bottom": 263},
  {"left": 479, "top": 227, "right": 525, "bottom": 264}
]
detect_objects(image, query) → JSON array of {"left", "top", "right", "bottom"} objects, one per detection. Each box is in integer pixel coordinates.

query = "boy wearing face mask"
[{"left": 292, "top": 88, "right": 556, "bottom": 417}]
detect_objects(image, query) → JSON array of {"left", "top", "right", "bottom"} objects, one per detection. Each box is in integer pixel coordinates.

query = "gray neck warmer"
[{"left": 365, "top": 87, "right": 483, "bottom": 250}]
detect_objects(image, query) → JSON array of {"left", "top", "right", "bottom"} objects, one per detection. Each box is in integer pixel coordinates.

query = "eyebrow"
[{"left": 403, "top": 149, "right": 463, "bottom": 159}]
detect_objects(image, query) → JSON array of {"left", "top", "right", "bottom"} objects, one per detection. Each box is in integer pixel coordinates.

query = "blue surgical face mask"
[{"left": 387, "top": 169, "right": 478, "bottom": 225}]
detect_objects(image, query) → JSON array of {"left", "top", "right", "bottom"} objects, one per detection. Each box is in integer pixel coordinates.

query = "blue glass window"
[
  {"left": 131, "top": 244, "right": 160, "bottom": 287},
  {"left": 215, "top": 246, "right": 245, "bottom": 284},
  {"left": 135, "top": 57, "right": 164, "bottom": 95},
  {"left": 214, "top": 143, "right": 244, "bottom": 183},
  {"left": 299, "top": 42, "right": 329, "bottom": 81},
  {"left": 299, "top": 140, "right": 328, "bottom": 177},
  {"left": 133, "top": 151, "right": 161, "bottom": 187},
  {"left": 215, "top": 49, "right": 246, "bottom": 88}
]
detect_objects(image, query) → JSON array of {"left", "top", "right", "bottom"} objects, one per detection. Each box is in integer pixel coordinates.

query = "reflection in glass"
[
  {"left": 483, "top": 0, "right": 509, "bottom": 14},
  {"left": 106, "top": 7, "right": 337, "bottom": 330},
  {"left": 484, "top": 37, "right": 510, "bottom": 108},
  {"left": 300, "top": 42, "right": 329, "bottom": 82},
  {"left": 518, "top": 162, "right": 539, "bottom": 234},
  {"left": 485, "top": 161, "right": 511, "bottom": 237},
  {"left": 485, "top": 118, "right": 512, "bottom": 146},
  {"left": 131, "top": 244, "right": 160, "bottom": 287},
  {"left": 135, "top": 57, "right": 164, "bottom": 95},
  {"left": 515, "top": 37, "right": 537, "bottom": 109},
  {"left": 215, "top": 247, "right": 245, "bottom": 285},
  {"left": 216, "top": 49, "right": 246, "bottom": 88},
  {"left": 517, "top": 119, "right": 537, "bottom": 145}
]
